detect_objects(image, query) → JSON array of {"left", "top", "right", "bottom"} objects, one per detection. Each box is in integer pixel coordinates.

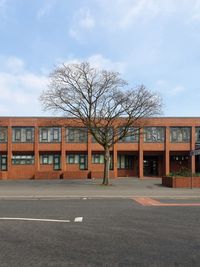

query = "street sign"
[{"left": 190, "top": 149, "right": 200, "bottom": 156}]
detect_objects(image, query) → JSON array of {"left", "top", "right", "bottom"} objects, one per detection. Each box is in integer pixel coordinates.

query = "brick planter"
[{"left": 162, "top": 176, "right": 200, "bottom": 188}]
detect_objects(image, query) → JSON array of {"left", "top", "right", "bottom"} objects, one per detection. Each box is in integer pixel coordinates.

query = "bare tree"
[{"left": 40, "top": 62, "right": 162, "bottom": 185}]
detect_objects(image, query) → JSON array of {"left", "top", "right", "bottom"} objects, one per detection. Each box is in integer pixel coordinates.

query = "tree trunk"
[{"left": 103, "top": 148, "right": 110, "bottom": 185}]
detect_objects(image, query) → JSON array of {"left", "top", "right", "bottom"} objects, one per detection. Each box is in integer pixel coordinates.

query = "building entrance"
[
  {"left": 143, "top": 156, "right": 158, "bottom": 176},
  {"left": 195, "top": 155, "right": 200, "bottom": 173}
]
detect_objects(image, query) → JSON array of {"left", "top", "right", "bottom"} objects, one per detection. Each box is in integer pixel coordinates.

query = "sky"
[{"left": 0, "top": 0, "right": 200, "bottom": 117}]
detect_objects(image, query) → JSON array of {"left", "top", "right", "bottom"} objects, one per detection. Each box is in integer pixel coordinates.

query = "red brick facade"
[{"left": 0, "top": 117, "right": 200, "bottom": 180}]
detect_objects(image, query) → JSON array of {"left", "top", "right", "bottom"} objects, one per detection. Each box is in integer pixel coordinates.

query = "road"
[{"left": 0, "top": 198, "right": 200, "bottom": 267}]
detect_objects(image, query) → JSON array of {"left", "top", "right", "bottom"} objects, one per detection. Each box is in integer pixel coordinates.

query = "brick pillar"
[
  {"left": 191, "top": 126, "right": 195, "bottom": 173},
  {"left": 7, "top": 122, "right": 12, "bottom": 178},
  {"left": 34, "top": 125, "right": 40, "bottom": 172},
  {"left": 87, "top": 133, "right": 92, "bottom": 177},
  {"left": 139, "top": 128, "right": 143, "bottom": 178},
  {"left": 165, "top": 127, "right": 170, "bottom": 175},
  {"left": 113, "top": 143, "right": 118, "bottom": 178},
  {"left": 61, "top": 127, "right": 66, "bottom": 171}
]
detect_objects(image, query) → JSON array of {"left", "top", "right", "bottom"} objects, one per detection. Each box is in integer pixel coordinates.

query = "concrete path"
[{"left": 0, "top": 178, "right": 200, "bottom": 198}]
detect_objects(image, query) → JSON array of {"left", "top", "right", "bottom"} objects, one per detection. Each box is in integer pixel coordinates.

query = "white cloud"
[
  {"left": 95, "top": 0, "right": 200, "bottom": 29},
  {"left": 0, "top": 56, "right": 48, "bottom": 115},
  {"left": 37, "top": 0, "right": 56, "bottom": 20},
  {"left": 156, "top": 80, "right": 186, "bottom": 96},
  {"left": 69, "top": 7, "right": 95, "bottom": 41},
  {"left": 59, "top": 54, "right": 126, "bottom": 73},
  {"left": 87, "top": 54, "right": 126, "bottom": 73},
  {"left": 4, "top": 56, "right": 25, "bottom": 73}
]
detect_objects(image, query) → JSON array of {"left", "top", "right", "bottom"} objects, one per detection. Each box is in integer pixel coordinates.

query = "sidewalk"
[{"left": 0, "top": 178, "right": 200, "bottom": 199}]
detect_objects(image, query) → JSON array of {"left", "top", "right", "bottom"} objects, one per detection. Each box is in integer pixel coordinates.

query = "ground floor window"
[
  {"left": 66, "top": 154, "right": 88, "bottom": 170},
  {"left": 92, "top": 154, "right": 104, "bottom": 164},
  {"left": 12, "top": 155, "right": 34, "bottom": 165},
  {"left": 40, "top": 154, "right": 61, "bottom": 170},
  {"left": 40, "top": 155, "right": 54, "bottom": 164},
  {"left": 67, "top": 154, "right": 87, "bottom": 170},
  {"left": 0, "top": 155, "right": 7, "bottom": 170},
  {"left": 117, "top": 155, "right": 134, "bottom": 169},
  {"left": 92, "top": 153, "right": 113, "bottom": 169}
]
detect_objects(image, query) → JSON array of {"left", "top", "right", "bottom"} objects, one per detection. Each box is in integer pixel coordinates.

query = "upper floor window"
[
  {"left": 12, "top": 127, "right": 34, "bottom": 143},
  {"left": 170, "top": 127, "right": 191, "bottom": 143},
  {"left": 66, "top": 127, "right": 87, "bottom": 143},
  {"left": 144, "top": 127, "right": 165, "bottom": 143},
  {"left": 195, "top": 127, "right": 200, "bottom": 143},
  {"left": 39, "top": 127, "right": 61, "bottom": 143},
  {"left": 92, "top": 127, "right": 114, "bottom": 143},
  {"left": 0, "top": 127, "right": 7, "bottom": 143},
  {"left": 118, "top": 127, "right": 139, "bottom": 143}
]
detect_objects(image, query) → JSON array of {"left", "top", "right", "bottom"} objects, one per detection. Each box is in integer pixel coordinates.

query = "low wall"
[
  {"left": 62, "top": 171, "right": 89, "bottom": 179},
  {"left": 0, "top": 172, "right": 8, "bottom": 180},
  {"left": 35, "top": 171, "right": 61, "bottom": 179},
  {"left": 162, "top": 176, "right": 200, "bottom": 188}
]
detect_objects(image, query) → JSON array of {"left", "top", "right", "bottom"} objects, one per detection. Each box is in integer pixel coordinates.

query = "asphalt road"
[{"left": 0, "top": 198, "right": 200, "bottom": 267}]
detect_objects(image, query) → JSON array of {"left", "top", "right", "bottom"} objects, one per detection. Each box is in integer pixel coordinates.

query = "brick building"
[{"left": 0, "top": 117, "right": 200, "bottom": 180}]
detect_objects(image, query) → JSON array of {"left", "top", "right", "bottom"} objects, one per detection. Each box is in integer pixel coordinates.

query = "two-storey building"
[{"left": 0, "top": 117, "right": 199, "bottom": 180}]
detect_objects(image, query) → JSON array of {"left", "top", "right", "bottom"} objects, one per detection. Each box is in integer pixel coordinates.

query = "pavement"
[{"left": 0, "top": 177, "right": 200, "bottom": 199}]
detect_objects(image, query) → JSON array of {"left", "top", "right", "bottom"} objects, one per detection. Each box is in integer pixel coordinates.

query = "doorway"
[{"left": 143, "top": 156, "right": 158, "bottom": 176}]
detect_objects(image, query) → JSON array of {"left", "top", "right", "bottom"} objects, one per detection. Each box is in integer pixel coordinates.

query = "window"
[
  {"left": 40, "top": 155, "right": 54, "bottom": 164},
  {"left": 92, "top": 154, "right": 104, "bottom": 164},
  {"left": 41, "top": 129, "right": 48, "bottom": 141},
  {"left": 170, "top": 155, "right": 189, "bottom": 161},
  {"left": 0, "top": 155, "right": 7, "bottom": 170},
  {"left": 91, "top": 128, "right": 114, "bottom": 143},
  {"left": 12, "top": 127, "right": 34, "bottom": 142},
  {"left": 170, "top": 127, "right": 190, "bottom": 143},
  {"left": 52, "top": 128, "right": 59, "bottom": 141},
  {"left": 26, "top": 129, "right": 33, "bottom": 141},
  {"left": 15, "top": 129, "right": 21, "bottom": 141},
  {"left": 92, "top": 153, "right": 113, "bottom": 169},
  {"left": 67, "top": 154, "right": 79, "bottom": 164},
  {"left": 66, "top": 128, "right": 87, "bottom": 143},
  {"left": 0, "top": 127, "right": 7, "bottom": 143},
  {"left": 117, "top": 155, "right": 134, "bottom": 169},
  {"left": 66, "top": 154, "right": 88, "bottom": 169},
  {"left": 118, "top": 127, "right": 139, "bottom": 143},
  {"left": 12, "top": 155, "right": 34, "bottom": 165},
  {"left": 195, "top": 127, "right": 200, "bottom": 143},
  {"left": 144, "top": 127, "right": 165, "bottom": 142},
  {"left": 53, "top": 155, "right": 61, "bottom": 170},
  {"left": 39, "top": 127, "right": 61, "bottom": 142}
]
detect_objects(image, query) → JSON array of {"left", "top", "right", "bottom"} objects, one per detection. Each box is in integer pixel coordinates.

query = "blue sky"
[{"left": 0, "top": 0, "right": 200, "bottom": 116}]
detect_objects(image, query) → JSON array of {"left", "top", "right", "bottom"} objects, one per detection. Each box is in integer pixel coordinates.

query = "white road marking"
[
  {"left": 74, "top": 217, "right": 83, "bottom": 222},
  {"left": 0, "top": 217, "right": 70, "bottom": 223}
]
